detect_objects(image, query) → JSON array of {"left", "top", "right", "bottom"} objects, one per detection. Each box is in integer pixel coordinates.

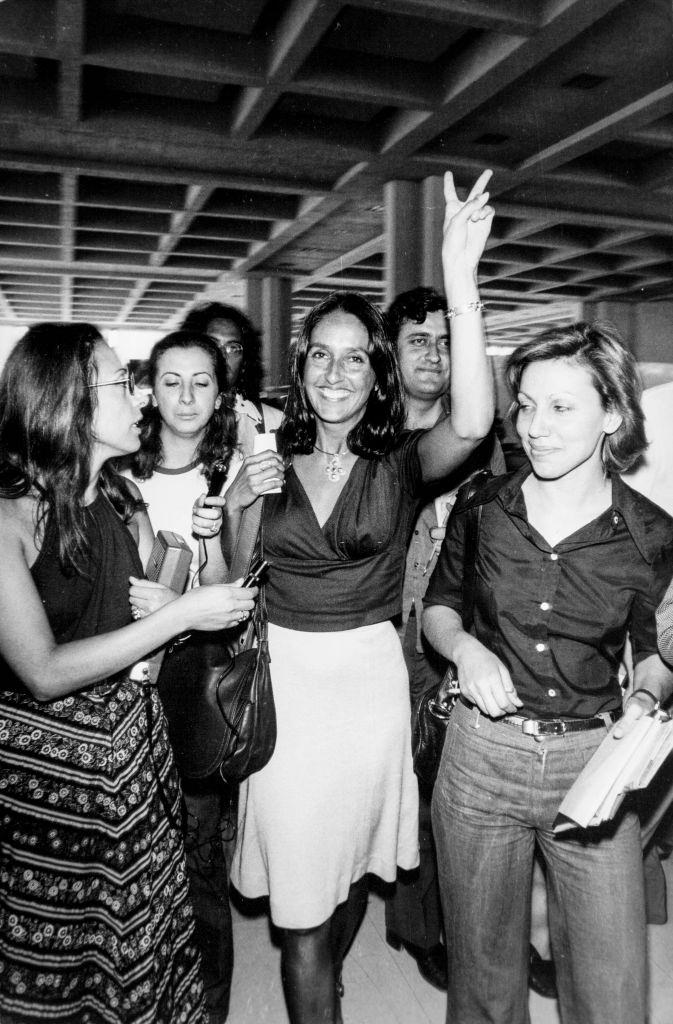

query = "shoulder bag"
[
  {"left": 411, "top": 470, "right": 490, "bottom": 788},
  {"left": 156, "top": 497, "right": 276, "bottom": 782}
]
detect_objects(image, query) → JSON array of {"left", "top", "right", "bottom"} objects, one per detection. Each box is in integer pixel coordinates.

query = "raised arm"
[{"left": 418, "top": 170, "right": 496, "bottom": 482}]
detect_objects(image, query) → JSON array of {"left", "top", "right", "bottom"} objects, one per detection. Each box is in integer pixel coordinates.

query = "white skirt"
[{"left": 230, "top": 620, "right": 419, "bottom": 929}]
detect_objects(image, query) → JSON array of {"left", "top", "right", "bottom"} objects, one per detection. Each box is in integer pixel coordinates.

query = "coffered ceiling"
[{"left": 0, "top": 0, "right": 671, "bottom": 343}]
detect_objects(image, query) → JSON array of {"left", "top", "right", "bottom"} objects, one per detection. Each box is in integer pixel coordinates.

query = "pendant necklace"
[{"left": 313, "top": 442, "right": 346, "bottom": 482}]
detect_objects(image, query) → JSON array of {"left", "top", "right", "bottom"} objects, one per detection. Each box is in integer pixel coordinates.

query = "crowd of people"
[{"left": 1, "top": 168, "right": 672, "bottom": 1024}]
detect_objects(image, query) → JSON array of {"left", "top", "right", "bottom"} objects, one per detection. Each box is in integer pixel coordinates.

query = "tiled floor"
[{"left": 226, "top": 856, "right": 673, "bottom": 1024}]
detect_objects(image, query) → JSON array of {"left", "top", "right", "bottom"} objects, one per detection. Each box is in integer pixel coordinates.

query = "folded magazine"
[{"left": 554, "top": 710, "right": 673, "bottom": 833}]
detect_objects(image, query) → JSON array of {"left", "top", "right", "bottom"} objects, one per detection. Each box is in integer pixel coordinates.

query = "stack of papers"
[{"left": 554, "top": 711, "right": 673, "bottom": 833}]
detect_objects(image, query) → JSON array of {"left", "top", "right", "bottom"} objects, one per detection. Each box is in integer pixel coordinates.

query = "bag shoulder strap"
[
  {"left": 228, "top": 497, "right": 264, "bottom": 583},
  {"left": 253, "top": 400, "right": 265, "bottom": 434},
  {"left": 228, "top": 501, "right": 267, "bottom": 652},
  {"left": 460, "top": 469, "right": 490, "bottom": 633}
]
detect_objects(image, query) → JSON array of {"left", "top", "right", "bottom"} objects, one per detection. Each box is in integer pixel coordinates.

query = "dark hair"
[
  {"left": 280, "top": 292, "right": 404, "bottom": 458},
  {"left": 386, "top": 286, "right": 448, "bottom": 343},
  {"left": 127, "top": 330, "right": 237, "bottom": 485},
  {"left": 181, "top": 302, "right": 263, "bottom": 401},
  {"left": 505, "top": 321, "right": 646, "bottom": 473},
  {"left": 0, "top": 322, "right": 141, "bottom": 571}
]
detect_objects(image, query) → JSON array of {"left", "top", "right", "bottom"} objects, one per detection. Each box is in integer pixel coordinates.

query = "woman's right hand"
[
  {"left": 178, "top": 581, "right": 257, "bottom": 632},
  {"left": 442, "top": 169, "right": 494, "bottom": 279},
  {"left": 453, "top": 634, "right": 522, "bottom": 717},
  {"left": 224, "top": 451, "right": 285, "bottom": 512}
]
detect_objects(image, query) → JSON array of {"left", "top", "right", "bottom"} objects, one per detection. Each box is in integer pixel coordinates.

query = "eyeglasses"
[
  {"left": 87, "top": 367, "right": 136, "bottom": 396},
  {"left": 221, "top": 342, "right": 244, "bottom": 356}
]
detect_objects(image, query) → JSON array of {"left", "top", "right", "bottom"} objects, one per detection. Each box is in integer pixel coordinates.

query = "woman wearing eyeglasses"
[
  {"left": 181, "top": 303, "right": 283, "bottom": 457},
  {"left": 0, "top": 323, "right": 256, "bottom": 1024}
]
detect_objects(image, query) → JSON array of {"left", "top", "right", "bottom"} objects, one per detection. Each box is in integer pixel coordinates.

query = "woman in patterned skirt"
[{"left": 0, "top": 323, "right": 257, "bottom": 1023}]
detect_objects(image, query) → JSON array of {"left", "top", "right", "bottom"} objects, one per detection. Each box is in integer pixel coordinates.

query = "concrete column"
[
  {"left": 384, "top": 177, "right": 448, "bottom": 305},
  {"left": 421, "top": 175, "right": 445, "bottom": 293},
  {"left": 384, "top": 179, "right": 421, "bottom": 306},
  {"left": 261, "top": 276, "right": 292, "bottom": 389},
  {"left": 245, "top": 276, "right": 264, "bottom": 334}
]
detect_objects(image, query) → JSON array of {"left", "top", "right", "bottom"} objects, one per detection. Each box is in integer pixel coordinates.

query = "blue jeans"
[{"left": 431, "top": 700, "right": 646, "bottom": 1024}]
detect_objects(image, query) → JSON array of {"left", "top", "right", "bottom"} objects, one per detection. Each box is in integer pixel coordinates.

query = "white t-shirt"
[{"left": 125, "top": 454, "right": 242, "bottom": 582}]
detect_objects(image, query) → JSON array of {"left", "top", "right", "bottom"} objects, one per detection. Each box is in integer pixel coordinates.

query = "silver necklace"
[{"left": 313, "top": 443, "right": 346, "bottom": 482}]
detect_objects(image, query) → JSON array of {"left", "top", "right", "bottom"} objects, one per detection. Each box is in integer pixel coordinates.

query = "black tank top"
[{"left": 1, "top": 492, "right": 143, "bottom": 693}]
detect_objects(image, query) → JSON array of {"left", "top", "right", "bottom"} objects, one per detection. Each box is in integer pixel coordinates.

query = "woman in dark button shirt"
[
  {"left": 222, "top": 170, "right": 495, "bottom": 1024},
  {"left": 423, "top": 321, "right": 673, "bottom": 1024}
]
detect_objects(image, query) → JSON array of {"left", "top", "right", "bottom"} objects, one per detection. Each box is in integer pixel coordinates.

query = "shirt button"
[
  {"left": 548, "top": 688, "right": 557, "bottom": 697},
  {"left": 540, "top": 601, "right": 551, "bottom": 611},
  {"left": 535, "top": 643, "right": 546, "bottom": 653},
  {"left": 550, "top": 552, "right": 558, "bottom": 561}
]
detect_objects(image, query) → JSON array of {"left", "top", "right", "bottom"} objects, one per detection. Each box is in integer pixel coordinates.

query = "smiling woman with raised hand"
[
  {"left": 0, "top": 323, "right": 255, "bottom": 1024},
  {"left": 423, "top": 320, "right": 673, "bottom": 1024},
  {"left": 225, "top": 169, "right": 496, "bottom": 1024}
]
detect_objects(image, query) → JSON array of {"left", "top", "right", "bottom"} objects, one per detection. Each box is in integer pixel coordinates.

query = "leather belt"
[{"left": 501, "top": 710, "right": 620, "bottom": 736}]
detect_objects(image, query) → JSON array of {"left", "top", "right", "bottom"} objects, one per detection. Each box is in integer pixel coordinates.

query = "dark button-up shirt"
[
  {"left": 400, "top": 424, "right": 506, "bottom": 652},
  {"left": 424, "top": 467, "right": 673, "bottom": 719}
]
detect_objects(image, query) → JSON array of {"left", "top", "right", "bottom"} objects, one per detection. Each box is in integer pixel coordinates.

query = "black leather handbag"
[
  {"left": 411, "top": 471, "right": 490, "bottom": 787},
  {"left": 412, "top": 663, "right": 459, "bottom": 788},
  {"left": 157, "top": 497, "right": 276, "bottom": 782}
]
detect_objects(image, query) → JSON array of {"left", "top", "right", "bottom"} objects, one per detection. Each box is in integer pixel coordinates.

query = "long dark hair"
[
  {"left": 280, "top": 292, "right": 404, "bottom": 458},
  {"left": 506, "top": 320, "right": 647, "bottom": 473},
  {"left": 181, "top": 302, "right": 264, "bottom": 402},
  {"left": 0, "top": 322, "right": 141, "bottom": 572},
  {"left": 127, "top": 330, "right": 236, "bottom": 486}
]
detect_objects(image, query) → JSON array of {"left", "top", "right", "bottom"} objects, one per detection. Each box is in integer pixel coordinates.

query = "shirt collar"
[
  {"left": 610, "top": 474, "right": 669, "bottom": 564},
  {"left": 497, "top": 464, "right": 530, "bottom": 514},
  {"left": 235, "top": 394, "right": 263, "bottom": 425},
  {"left": 497, "top": 465, "right": 667, "bottom": 564}
]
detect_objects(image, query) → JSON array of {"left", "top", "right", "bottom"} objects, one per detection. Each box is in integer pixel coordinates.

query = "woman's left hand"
[
  {"left": 129, "top": 577, "right": 180, "bottom": 619},
  {"left": 612, "top": 655, "right": 673, "bottom": 739},
  {"left": 192, "top": 493, "right": 225, "bottom": 538},
  {"left": 442, "top": 169, "right": 494, "bottom": 275},
  {"left": 611, "top": 690, "right": 660, "bottom": 739}
]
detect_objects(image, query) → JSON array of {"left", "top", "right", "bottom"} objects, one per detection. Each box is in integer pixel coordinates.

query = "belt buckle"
[{"left": 522, "top": 719, "right": 566, "bottom": 736}]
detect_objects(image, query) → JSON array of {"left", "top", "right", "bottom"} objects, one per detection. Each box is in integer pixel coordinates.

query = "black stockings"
[{"left": 281, "top": 877, "right": 369, "bottom": 1024}]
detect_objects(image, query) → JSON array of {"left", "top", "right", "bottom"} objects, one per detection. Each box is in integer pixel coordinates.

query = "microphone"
[{"left": 206, "top": 462, "right": 228, "bottom": 498}]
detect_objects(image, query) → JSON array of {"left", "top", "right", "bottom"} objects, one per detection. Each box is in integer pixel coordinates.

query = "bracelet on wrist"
[
  {"left": 447, "top": 300, "right": 485, "bottom": 319},
  {"left": 630, "top": 688, "right": 661, "bottom": 712}
]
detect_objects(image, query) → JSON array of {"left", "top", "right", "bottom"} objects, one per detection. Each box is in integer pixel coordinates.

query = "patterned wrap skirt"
[
  {"left": 231, "top": 620, "right": 420, "bottom": 929},
  {"left": 0, "top": 677, "right": 205, "bottom": 1024}
]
